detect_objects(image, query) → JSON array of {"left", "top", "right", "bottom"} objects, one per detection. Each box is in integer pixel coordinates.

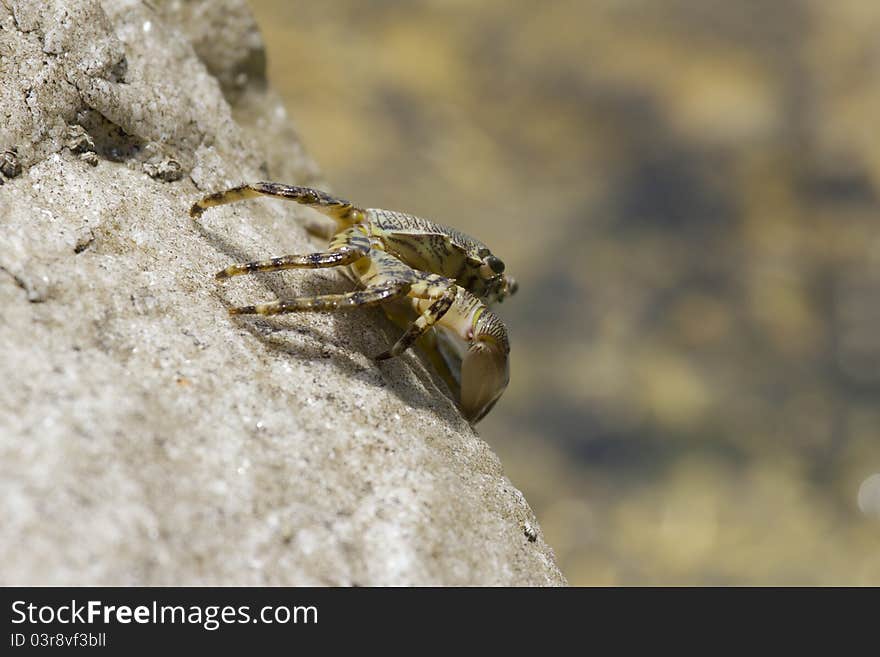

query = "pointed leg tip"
[
  {"left": 214, "top": 270, "right": 231, "bottom": 280},
  {"left": 373, "top": 351, "right": 393, "bottom": 361},
  {"left": 189, "top": 203, "right": 204, "bottom": 219}
]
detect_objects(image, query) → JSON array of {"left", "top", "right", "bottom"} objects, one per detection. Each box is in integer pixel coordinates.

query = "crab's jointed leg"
[
  {"left": 190, "top": 182, "right": 366, "bottom": 227},
  {"left": 228, "top": 247, "right": 460, "bottom": 360},
  {"left": 374, "top": 274, "right": 458, "bottom": 361},
  {"left": 228, "top": 248, "right": 413, "bottom": 316},
  {"left": 214, "top": 226, "right": 371, "bottom": 280},
  {"left": 229, "top": 281, "right": 411, "bottom": 316},
  {"left": 351, "top": 250, "right": 461, "bottom": 360}
]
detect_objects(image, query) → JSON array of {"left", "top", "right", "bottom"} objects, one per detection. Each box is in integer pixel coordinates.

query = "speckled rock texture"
[{"left": 0, "top": 0, "right": 564, "bottom": 585}]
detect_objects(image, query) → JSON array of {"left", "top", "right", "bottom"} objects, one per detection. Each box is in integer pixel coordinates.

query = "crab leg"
[
  {"left": 374, "top": 276, "right": 458, "bottom": 360},
  {"left": 228, "top": 281, "right": 411, "bottom": 316},
  {"left": 190, "top": 183, "right": 365, "bottom": 226},
  {"left": 346, "top": 251, "right": 460, "bottom": 360},
  {"left": 213, "top": 226, "right": 371, "bottom": 280}
]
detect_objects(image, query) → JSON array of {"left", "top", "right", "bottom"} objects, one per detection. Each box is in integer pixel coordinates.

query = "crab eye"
[{"left": 486, "top": 255, "right": 505, "bottom": 274}]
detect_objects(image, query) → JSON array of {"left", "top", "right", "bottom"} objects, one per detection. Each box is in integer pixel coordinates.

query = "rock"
[{"left": 0, "top": 0, "right": 564, "bottom": 586}]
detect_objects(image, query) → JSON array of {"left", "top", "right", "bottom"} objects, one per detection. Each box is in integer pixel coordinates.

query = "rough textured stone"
[{"left": 0, "top": 0, "right": 564, "bottom": 586}]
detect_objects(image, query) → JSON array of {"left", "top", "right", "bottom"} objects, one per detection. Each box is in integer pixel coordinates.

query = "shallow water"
[{"left": 251, "top": 0, "right": 880, "bottom": 585}]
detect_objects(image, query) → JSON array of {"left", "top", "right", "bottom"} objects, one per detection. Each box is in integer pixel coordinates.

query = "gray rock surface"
[{"left": 0, "top": 0, "right": 565, "bottom": 585}]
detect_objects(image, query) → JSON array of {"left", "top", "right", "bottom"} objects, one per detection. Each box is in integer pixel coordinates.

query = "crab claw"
[
  {"left": 453, "top": 302, "right": 510, "bottom": 423},
  {"left": 460, "top": 334, "right": 510, "bottom": 423},
  {"left": 383, "top": 289, "right": 511, "bottom": 424}
]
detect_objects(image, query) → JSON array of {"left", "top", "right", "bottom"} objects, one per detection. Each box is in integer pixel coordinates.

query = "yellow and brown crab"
[{"left": 190, "top": 183, "right": 517, "bottom": 422}]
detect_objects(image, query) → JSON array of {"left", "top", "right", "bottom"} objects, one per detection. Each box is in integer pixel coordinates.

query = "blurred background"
[{"left": 249, "top": 0, "right": 880, "bottom": 584}]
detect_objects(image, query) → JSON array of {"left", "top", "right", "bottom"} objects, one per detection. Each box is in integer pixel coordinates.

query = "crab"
[{"left": 190, "top": 182, "right": 517, "bottom": 422}]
